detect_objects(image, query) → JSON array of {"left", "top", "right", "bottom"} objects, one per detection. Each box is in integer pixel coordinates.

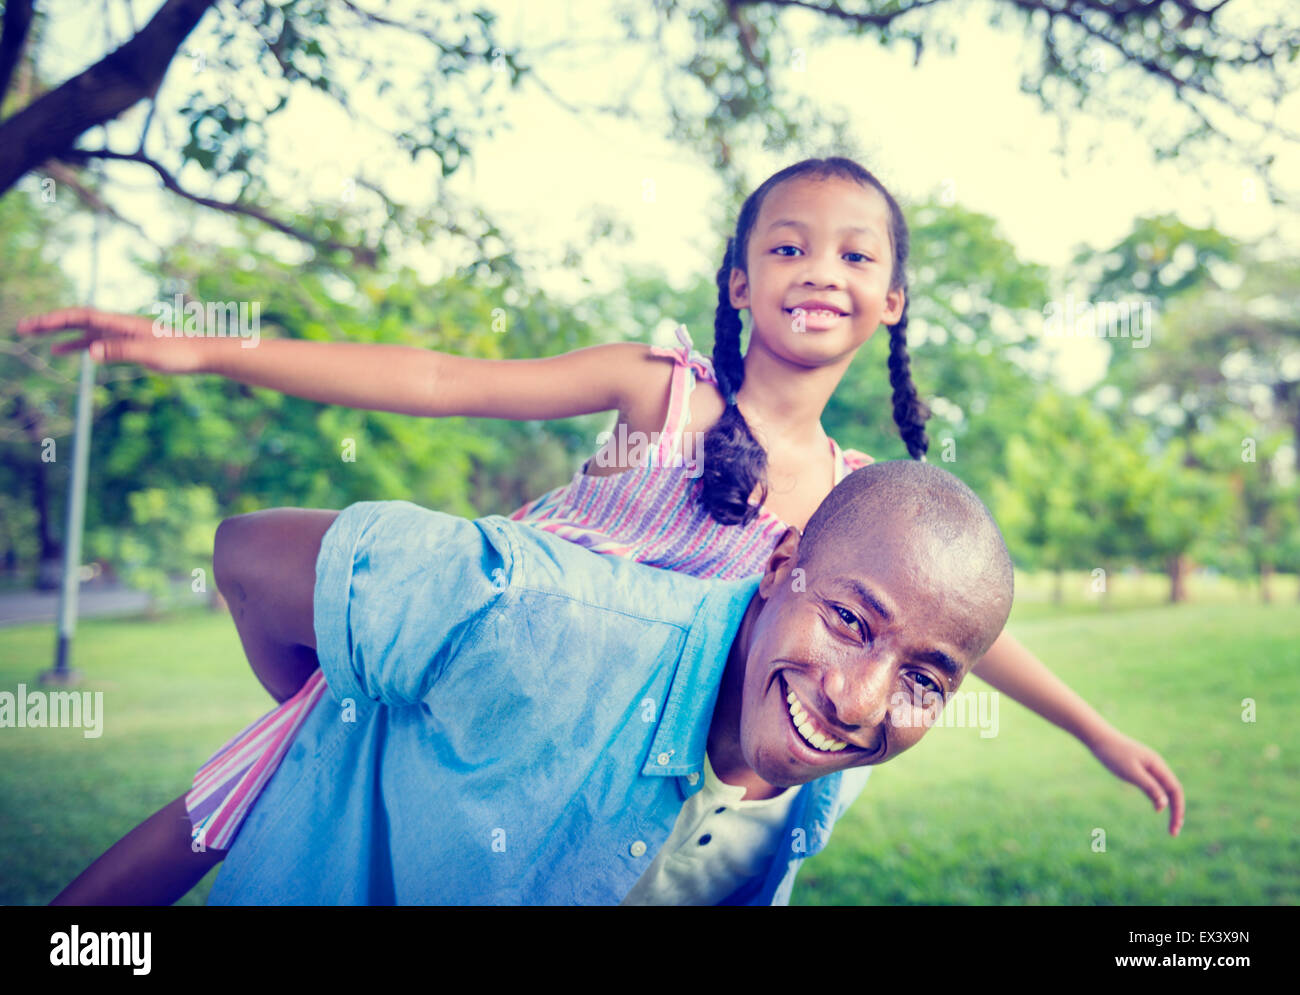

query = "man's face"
[{"left": 731, "top": 516, "right": 1002, "bottom": 789}]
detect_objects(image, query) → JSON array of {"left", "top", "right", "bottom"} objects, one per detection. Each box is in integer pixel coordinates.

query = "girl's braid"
[
  {"left": 886, "top": 294, "right": 930, "bottom": 461},
  {"left": 699, "top": 238, "right": 768, "bottom": 525}
]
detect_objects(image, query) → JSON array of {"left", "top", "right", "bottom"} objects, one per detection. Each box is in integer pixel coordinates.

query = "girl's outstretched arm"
[
  {"left": 972, "top": 630, "right": 1185, "bottom": 836},
  {"left": 17, "top": 307, "right": 657, "bottom": 422}
]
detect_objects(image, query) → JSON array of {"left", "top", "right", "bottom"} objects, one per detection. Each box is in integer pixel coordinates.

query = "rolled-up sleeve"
[{"left": 313, "top": 501, "right": 514, "bottom": 708}]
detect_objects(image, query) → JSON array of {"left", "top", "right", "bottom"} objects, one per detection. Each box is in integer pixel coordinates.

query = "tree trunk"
[
  {"left": 1052, "top": 567, "right": 1063, "bottom": 605},
  {"left": 0, "top": 0, "right": 215, "bottom": 196},
  {"left": 1167, "top": 554, "right": 1190, "bottom": 603},
  {"left": 1259, "top": 562, "right": 1273, "bottom": 603}
]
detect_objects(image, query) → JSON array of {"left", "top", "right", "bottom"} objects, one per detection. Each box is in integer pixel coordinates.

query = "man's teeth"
[{"left": 786, "top": 687, "right": 848, "bottom": 752}]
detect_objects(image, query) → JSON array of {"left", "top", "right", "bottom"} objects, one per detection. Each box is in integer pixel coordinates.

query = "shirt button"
[
  {"left": 714, "top": 806, "right": 726, "bottom": 814},
  {"left": 630, "top": 840, "right": 647, "bottom": 857},
  {"left": 656, "top": 752, "right": 671, "bottom": 766},
  {"left": 698, "top": 834, "right": 712, "bottom": 846},
  {"left": 686, "top": 772, "right": 700, "bottom": 785}
]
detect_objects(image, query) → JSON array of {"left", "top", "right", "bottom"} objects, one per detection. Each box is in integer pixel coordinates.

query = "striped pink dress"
[{"left": 185, "top": 324, "right": 873, "bottom": 850}]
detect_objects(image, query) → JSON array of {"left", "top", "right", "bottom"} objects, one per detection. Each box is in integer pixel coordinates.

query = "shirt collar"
[{"left": 640, "top": 575, "right": 759, "bottom": 784}]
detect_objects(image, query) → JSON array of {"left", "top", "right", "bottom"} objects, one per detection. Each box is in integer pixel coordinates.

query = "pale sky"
[{"left": 31, "top": 0, "right": 1300, "bottom": 393}]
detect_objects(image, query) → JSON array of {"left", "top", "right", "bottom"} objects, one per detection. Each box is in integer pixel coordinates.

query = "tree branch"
[
  {"left": 0, "top": 0, "right": 215, "bottom": 197},
  {"left": 36, "top": 159, "right": 149, "bottom": 238},
  {"left": 740, "top": 0, "right": 948, "bottom": 29},
  {"left": 1016, "top": 0, "right": 1300, "bottom": 144},
  {"left": 0, "top": 0, "right": 34, "bottom": 110},
  {"left": 58, "top": 147, "right": 378, "bottom": 267}
]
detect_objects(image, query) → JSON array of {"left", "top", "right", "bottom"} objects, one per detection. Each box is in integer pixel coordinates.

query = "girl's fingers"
[
  {"left": 49, "top": 337, "right": 98, "bottom": 356},
  {"left": 1148, "top": 756, "right": 1185, "bottom": 836},
  {"left": 1127, "top": 763, "right": 1168, "bottom": 812},
  {"left": 16, "top": 307, "right": 95, "bottom": 335},
  {"left": 18, "top": 308, "right": 149, "bottom": 337}
]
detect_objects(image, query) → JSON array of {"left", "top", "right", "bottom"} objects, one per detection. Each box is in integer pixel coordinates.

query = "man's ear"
[
  {"left": 758, "top": 527, "right": 802, "bottom": 600},
  {"left": 728, "top": 267, "right": 750, "bottom": 311}
]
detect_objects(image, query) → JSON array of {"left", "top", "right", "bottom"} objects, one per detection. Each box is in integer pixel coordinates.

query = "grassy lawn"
[
  {"left": 1, "top": 572, "right": 1297, "bottom": 905},
  {"left": 0, "top": 609, "right": 268, "bottom": 905}
]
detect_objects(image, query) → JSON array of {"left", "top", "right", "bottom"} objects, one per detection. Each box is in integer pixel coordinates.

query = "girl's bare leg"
[
  {"left": 51, "top": 795, "right": 224, "bottom": 906},
  {"left": 214, "top": 508, "right": 339, "bottom": 702}
]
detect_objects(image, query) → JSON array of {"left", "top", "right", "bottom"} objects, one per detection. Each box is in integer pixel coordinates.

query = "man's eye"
[
  {"left": 834, "top": 606, "right": 863, "bottom": 633},
  {"left": 913, "top": 672, "right": 943, "bottom": 695}
]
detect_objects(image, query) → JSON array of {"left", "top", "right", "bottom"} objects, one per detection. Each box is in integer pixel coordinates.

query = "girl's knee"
[
  {"left": 213, "top": 511, "right": 273, "bottom": 601},
  {"left": 213, "top": 509, "right": 337, "bottom": 635}
]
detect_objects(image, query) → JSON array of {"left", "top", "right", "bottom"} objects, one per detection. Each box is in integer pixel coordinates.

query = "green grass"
[
  {"left": 1, "top": 573, "right": 1297, "bottom": 905},
  {"left": 0, "top": 608, "right": 269, "bottom": 905}
]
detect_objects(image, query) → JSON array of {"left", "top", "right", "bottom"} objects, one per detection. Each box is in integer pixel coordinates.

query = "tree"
[
  {"left": 1, "top": 0, "right": 527, "bottom": 268},
  {"left": 623, "top": 0, "right": 1299, "bottom": 198},
  {"left": 2, "top": 0, "right": 1296, "bottom": 262},
  {"left": 993, "top": 389, "right": 1145, "bottom": 602},
  {"left": 1189, "top": 412, "right": 1300, "bottom": 601},
  {"left": 0, "top": 186, "right": 77, "bottom": 585}
]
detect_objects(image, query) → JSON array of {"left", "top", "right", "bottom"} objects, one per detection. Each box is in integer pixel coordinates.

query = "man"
[{"left": 198, "top": 459, "right": 1013, "bottom": 904}]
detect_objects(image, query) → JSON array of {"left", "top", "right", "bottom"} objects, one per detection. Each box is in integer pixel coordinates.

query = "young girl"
[{"left": 26, "top": 157, "right": 1183, "bottom": 905}]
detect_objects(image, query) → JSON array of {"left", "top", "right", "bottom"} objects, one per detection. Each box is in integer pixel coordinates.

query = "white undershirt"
[{"left": 620, "top": 751, "right": 798, "bottom": 906}]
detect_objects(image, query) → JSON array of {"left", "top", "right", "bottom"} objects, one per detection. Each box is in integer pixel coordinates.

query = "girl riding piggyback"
[{"left": 24, "top": 157, "right": 1183, "bottom": 905}]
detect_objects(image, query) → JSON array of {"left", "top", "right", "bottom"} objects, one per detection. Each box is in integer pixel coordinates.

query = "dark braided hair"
[{"left": 700, "top": 157, "right": 931, "bottom": 526}]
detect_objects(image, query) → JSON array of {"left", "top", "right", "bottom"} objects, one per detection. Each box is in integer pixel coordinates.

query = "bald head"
[{"left": 799, "top": 460, "right": 1015, "bottom": 655}]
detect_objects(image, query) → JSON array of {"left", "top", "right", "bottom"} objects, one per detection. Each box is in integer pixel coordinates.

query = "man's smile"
[{"left": 775, "top": 673, "right": 877, "bottom": 766}]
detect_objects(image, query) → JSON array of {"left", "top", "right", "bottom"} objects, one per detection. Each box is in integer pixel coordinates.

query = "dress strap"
[
  {"left": 647, "top": 324, "right": 715, "bottom": 464},
  {"left": 647, "top": 323, "right": 716, "bottom": 383},
  {"left": 831, "top": 438, "right": 874, "bottom": 484}
]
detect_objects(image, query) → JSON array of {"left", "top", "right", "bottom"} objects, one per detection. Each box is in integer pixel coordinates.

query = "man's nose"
[{"left": 822, "top": 653, "right": 894, "bottom": 732}]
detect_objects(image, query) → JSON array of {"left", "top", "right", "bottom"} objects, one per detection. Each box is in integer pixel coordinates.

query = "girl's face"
[{"left": 730, "top": 175, "right": 905, "bottom": 368}]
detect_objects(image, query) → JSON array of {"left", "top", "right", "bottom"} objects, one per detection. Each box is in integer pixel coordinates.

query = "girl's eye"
[
  {"left": 844, "top": 252, "right": 872, "bottom": 263},
  {"left": 773, "top": 245, "right": 802, "bottom": 256}
]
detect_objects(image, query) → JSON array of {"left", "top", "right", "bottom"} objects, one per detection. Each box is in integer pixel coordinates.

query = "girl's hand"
[
  {"left": 1088, "top": 728, "right": 1185, "bottom": 836},
  {"left": 17, "top": 307, "right": 207, "bottom": 373}
]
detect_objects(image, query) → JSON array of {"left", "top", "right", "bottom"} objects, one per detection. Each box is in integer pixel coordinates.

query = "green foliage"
[
  {"left": 88, "top": 486, "right": 221, "bottom": 611},
  {"left": 0, "top": 187, "right": 78, "bottom": 581}
]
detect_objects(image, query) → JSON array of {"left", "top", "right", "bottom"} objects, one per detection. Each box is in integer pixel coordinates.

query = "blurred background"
[{"left": 0, "top": 0, "right": 1296, "bottom": 905}]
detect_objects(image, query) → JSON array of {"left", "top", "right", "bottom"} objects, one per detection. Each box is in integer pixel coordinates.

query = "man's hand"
[
  {"left": 1089, "top": 728, "right": 1185, "bottom": 836},
  {"left": 18, "top": 307, "right": 207, "bottom": 373}
]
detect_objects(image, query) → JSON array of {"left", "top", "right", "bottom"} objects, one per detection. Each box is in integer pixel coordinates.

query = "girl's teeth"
[{"left": 786, "top": 685, "right": 847, "bottom": 752}]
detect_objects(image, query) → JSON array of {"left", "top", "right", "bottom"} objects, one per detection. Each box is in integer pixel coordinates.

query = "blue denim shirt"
[{"left": 207, "top": 501, "right": 871, "bottom": 905}]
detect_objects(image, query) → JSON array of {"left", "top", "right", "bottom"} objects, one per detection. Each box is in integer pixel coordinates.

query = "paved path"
[{"left": 0, "top": 585, "right": 153, "bottom": 627}]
